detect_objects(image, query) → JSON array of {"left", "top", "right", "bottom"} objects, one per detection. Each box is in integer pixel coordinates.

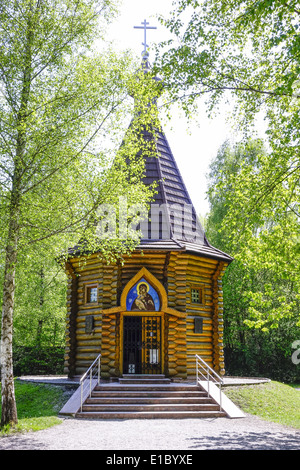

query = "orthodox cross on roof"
[{"left": 134, "top": 19, "right": 157, "bottom": 56}]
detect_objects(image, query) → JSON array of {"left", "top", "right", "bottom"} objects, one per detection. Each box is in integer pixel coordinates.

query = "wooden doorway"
[{"left": 123, "top": 315, "right": 161, "bottom": 374}]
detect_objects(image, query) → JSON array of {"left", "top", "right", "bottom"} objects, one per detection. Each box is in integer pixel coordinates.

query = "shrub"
[{"left": 13, "top": 346, "right": 65, "bottom": 376}]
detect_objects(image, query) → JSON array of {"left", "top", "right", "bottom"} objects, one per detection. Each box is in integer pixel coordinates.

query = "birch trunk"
[
  {"left": 1, "top": 94, "right": 23, "bottom": 425},
  {"left": 1, "top": 201, "right": 19, "bottom": 426},
  {"left": 1, "top": 4, "right": 33, "bottom": 426}
]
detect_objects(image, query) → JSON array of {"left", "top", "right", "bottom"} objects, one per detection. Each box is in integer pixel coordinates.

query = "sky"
[{"left": 105, "top": 0, "right": 235, "bottom": 216}]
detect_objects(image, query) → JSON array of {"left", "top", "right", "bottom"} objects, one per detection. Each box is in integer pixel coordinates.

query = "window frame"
[
  {"left": 85, "top": 283, "right": 99, "bottom": 305},
  {"left": 190, "top": 285, "right": 205, "bottom": 305}
]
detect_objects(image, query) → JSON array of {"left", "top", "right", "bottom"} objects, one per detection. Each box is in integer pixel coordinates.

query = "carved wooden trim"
[
  {"left": 120, "top": 267, "right": 168, "bottom": 311},
  {"left": 212, "top": 261, "right": 227, "bottom": 375}
]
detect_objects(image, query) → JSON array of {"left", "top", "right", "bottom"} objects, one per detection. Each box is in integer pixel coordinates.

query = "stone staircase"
[{"left": 75, "top": 375, "right": 227, "bottom": 419}]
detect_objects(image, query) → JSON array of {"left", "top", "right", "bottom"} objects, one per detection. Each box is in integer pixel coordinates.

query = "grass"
[
  {"left": 224, "top": 381, "right": 300, "bottom": 429},
  {"left": 0, "top": 379, "right": 70, "bottom": 435}
]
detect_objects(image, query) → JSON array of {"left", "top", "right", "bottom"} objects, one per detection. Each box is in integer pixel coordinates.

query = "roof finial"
[{"left": 134, "top": 19, "right": 157, "bottom": 58}]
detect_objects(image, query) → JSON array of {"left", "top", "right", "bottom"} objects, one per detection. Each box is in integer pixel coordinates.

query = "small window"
[
  {"left": 191, "top": 288, "right": 203, "bottom": 304},
  {"left": 86, "top": 285, "right": 98, "bottom": 303}
]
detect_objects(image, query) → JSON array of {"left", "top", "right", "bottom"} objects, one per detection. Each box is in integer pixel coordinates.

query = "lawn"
[
  {"left": 0, "top": 379, "right": 71, "bottom": 435},
  {"left": 224, "top": 381, "right": 300, "bottom": 429}
]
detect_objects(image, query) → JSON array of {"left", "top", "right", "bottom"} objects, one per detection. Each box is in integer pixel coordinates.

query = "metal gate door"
[{"left": 123, "top": 316, "right": 161, "bottom": 374}]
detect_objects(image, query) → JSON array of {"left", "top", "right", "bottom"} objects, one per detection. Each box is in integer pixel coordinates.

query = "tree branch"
[{"left": 21, "top": 99, "right": 125, "bottom": 196}]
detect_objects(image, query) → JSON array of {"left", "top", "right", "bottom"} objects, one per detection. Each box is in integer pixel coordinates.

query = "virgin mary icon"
[{"left": 131, "top": 282, "right": 155, "bottom": 311}]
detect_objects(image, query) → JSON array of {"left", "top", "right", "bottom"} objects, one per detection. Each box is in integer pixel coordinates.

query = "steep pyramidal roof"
[
  {"left": 135, "top": 124, "right": 233, "bottom": 263},
  {"left": 128, "top": 53, "right": 232, "bottom": 263}
]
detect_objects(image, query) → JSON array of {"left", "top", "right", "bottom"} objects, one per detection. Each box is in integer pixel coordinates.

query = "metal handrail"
[
  {"left": 195, "top": 354, "right": 223, "bottom": 411},
  {"left": 80, "top": 353, "right": 101, "bottom": 412}
]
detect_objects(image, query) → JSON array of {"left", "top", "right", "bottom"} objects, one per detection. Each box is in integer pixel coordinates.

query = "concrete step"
[
  {"left": 81, "top": 403, "right": 220, "bottom": 412},
  {"left": 94, "top": 384, "right": 200, "bottom": 392},
  {"left": 86, "top": 396, "right": 212, "bottom": 404},
  {"left": 76, "top": 410, "right": 227, "bottom": 419},
  {"left": 91, "top": 390, "right": 207, "bottom": 398},
  {"left": 75, "top": 378, "right": 226, "bottom": 420}
]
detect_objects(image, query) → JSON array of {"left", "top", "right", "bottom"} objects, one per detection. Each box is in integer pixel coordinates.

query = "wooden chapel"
[{"left": 63, "top": 51, "right": 233, "bottom": 382}]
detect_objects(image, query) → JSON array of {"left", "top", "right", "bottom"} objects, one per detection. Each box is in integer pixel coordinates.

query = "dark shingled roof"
[{"left": 134, "top": 124, "right": 233, "bottom": 263}]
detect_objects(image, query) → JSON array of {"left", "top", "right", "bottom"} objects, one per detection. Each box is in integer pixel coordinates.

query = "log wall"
[
  {"left": 63, "top": 250, "right": 227, "bottom": 378},
  {"left": 185, "top": 256, "right": 228, "bottom": 377},
  {"left": 64, "top": 255, "right": 117, "bottom": 376}
]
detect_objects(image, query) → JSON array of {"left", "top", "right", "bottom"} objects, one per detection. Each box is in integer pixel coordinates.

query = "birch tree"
[{"left": 0, "top": 0, "right": 159, "bottom": 427}]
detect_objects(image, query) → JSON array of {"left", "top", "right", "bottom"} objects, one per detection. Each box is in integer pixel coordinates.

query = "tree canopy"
[
  {"left": 0, "top": 0, "right": 160, "bottom": 427},
  {"left": 156, "top": 0, "right": 300, "bottom": 111},
  {"left": 206, "top": 139, "right": 300, "bottom": 381},
  {"left": 155, "top": 0, "right": 300, "bottom": 329}
]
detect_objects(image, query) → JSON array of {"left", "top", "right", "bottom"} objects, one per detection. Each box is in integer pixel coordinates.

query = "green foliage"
[
  {"left": 0, "top": 0, "right": 161, "bottom": 267},
  {"left": 214, "top": 141, "right": 300, "bottom": 330},
  {"left": 156, "top": 0, "right": 300, "bottom": 115},
  {"left": 206, "top": 139, "right": 300, "bottom": 381},
  {"left": 156, "top": 0, "right": 300, "bottom": 328},
  {"left": 12, "top": 253, "right": 67, "bottom": 347},
  {"left": 224, "top": 316, "right": 300, "bottom": 383},
  {"left": 13, "top": 347, "right": 65, "bottom": 376},
  {"left": 0, "top": 0, "right": 161, "bottom": 426}
]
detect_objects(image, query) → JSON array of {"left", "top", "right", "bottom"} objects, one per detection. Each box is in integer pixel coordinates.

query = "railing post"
[
  {"left": 98, "top": 355, "right": 101, "bottom": 384},
  {"left": 207, "top": 367, "right": 210, "bottom": 397},
  {"left": 79, "top": 353, "right": 101, "bottom": 413},
  {"left": 195, "top": 353, "right": 223, "bottom": 411}
]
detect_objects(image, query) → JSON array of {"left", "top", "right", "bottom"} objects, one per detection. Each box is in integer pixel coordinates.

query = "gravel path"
[{"left": 1, "top": 414, "right": 299, "bottom": 450}]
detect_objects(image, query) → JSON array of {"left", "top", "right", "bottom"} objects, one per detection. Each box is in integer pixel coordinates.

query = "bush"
[
  {"left": 224, "top": 346, "right": 300, "bottom": 383},
  {"left": 13, "top": 346, "right": 65, "bottom": 376}
]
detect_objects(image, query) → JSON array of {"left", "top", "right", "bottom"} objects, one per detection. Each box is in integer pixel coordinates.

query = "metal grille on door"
[{"left": 123, "top": 316, "right": 161, "bottom": 374}]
